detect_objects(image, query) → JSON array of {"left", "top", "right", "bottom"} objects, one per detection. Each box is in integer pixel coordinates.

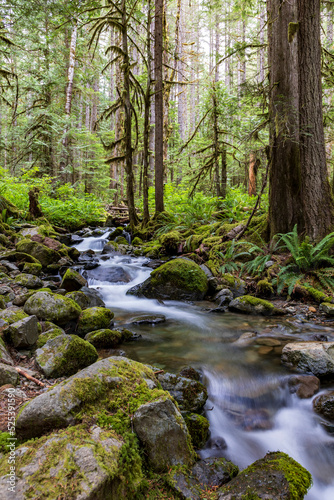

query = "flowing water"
[{"left": 74, "top": 230, "right": 334, "bottom": 499}]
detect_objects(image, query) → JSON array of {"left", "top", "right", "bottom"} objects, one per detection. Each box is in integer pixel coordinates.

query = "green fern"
[{"left": 216, "top": 239, "right": 247, "bottom": 274}]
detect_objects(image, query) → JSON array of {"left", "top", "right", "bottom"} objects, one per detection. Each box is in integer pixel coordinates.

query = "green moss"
[
  {"left": 184, "top": 234, "right": 203, "bottom": 252},
  {"left": 22, "top": 262, "right": 42, "bottom": 276},
  {"left": 301, "top": 285, "right": 331, "bottom": 303},
  {"left": 0, "top": 431, "right": 11, "bottom": 454},
  {"left": 159, "top": 231, "right": 182, "bottom": 254},
  {"left": 36, "top": 328, "right": 64, "bottom": 348},
  {"left": 0, "top": 307, "right": 28, "bottom": 324},
  {"left": 256, "top": 279, "right": 274, "bottom": 297},
  {"left": 132, "top": 237, "right": 143, "bottom": 246},
  {"left": 239, "top": 295, "right": 275, "bottom": 310},
  {"left": 202, "top": 236, "right": 222, "bottom": 248},
  {"left": 288, "top": 22, "right": 299, "bottom": 43},
  {"left": 184, "top": 413, "right": 209, "bottom": 449},
  {"left": 115, "top": 236, "right": 129, "bottom": 245},
  {"left": 85, "top": 329, "right": 122, "bottom": 348},
  {"left": 216, "top": 222, "right": 239, "bottom": 237},
  {"left": 77, "top": 307, "right": 114, "bottom": 336},
  {"left": 151, "top": 258, "right": 208, "bottom": 294}
]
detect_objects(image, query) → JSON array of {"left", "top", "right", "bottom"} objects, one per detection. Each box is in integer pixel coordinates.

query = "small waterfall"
[{"left": 74, "top": 230, "right": 111, "bottom": 252}]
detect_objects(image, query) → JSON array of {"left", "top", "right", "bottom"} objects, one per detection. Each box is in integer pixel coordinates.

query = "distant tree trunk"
[
  {"left": 248, "top": 151, "right": 258, "bottom": 196},
  {"left": 27, "top": 188, "right": 43, "bottom": 220},
  {"left": 258, "top": 8, "right": 265, "bottom": 84},
  {"left": 142, "top": 0, "right": 152, "bottom": 224},
  {"left": 121, "top": 0, "right": 138, "bottom": 228},
  {"left": 215, "top": 13, "right": 220, "bottom": 82},
  {"left": 213, "top": 86, "right": 222, "bottom": 197},
  {"left": 155, "top": 0, "right": 165, "bottom": 213},
  {"left": 268, "top": 0, "right": 334, "bottom": 239},
  {"left": 221, "top": 146, "right": 227, "bottom": 198}
]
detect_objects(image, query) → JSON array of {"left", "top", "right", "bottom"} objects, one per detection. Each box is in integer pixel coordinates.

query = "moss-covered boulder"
[
  {"left": 61, "top": 268, "right": 87, "bottom": 292},
  {"left": 0, "top": 362, "right": 19, "bottom": 386},
  {"left": 229, "top": 295, "right": 285, "bottom": 316},
  {"left": 171, "top": 457, "right": 239, "bottom": 499},
  {"left": 3, "top": 315, "right": 40, "bottom": 349},
  {"left": 0, "top": 425, "right": 130, "bottom": 500},
  {"left": 65, "top": 290, "right": 91, "bottom": 310},
  {"left": 281, "top": 342, "right": 334, "bottom": 377},
  {"left": 22, "top": 262, "right": 42, "bottom": 276},
  {"left": 0, "top": 295, "right": 5, "bottom": 310},
  {"left": 184, "top": 413, "right": 210, "bottom": 449},
  {"left": 0, "top": 338, "right": 13, "bottom": 365},
  {"left": 132, "top": 236, "right": 143, "bottom": 246},
  {"left": 16, "top": 239, "right": 60, "bottom": 267},
  {"left": 36, "top": 326, "right": 65, "bottom": 348},
  {"left": 133, "top": 398, "right": 195, "bottom": 471},
  {"left": 220, "top": 273, "right": 246, "bottom": 297},
  {"left": 85, "top": 329, "right": 122, "bottom": 348},
  {"left": 14, "top": 273, "right": 43, "bottom": 289},
  {"left": 127, "top": 258, "right": 208, "bottom": 301},
  {"left": 319, "top": 302, "right": 334, "bottom": 317},
  {"left": 157, "top": 372, "right": 208, "bottom": 413},
  {"left": 77, "top": 307, "right": 114, "bottom": 336},
  {"left": 35, "top": 334, "right": 98, "bottom": 377},
  {"left": 159, "top": 230, "right": 182, "bottom": 255},
  {"left": 16, "top": 357, "right": 172, "bottom": 439},
  {"left": 217, "top": 452, "right": 312, "bottom": 499},
  {"left": 24, "top": 291, "right": 82, "bottom": 325},
  {"left": 108, "top": 227, "right": 124, "bottom": 240},
  {"left": 0, "top": 306, "right": 28, "bottom": 325}
]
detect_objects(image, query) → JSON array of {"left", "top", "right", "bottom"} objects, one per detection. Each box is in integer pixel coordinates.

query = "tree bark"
[
  {"left": 155, "top": 0, "right": 164, "bottom": 213},
  {"left": 248, "top": 151, "right": 258, "bottom": 196},
  {"left": 268, "top": 0, "right": 334, "bottom": 240}
]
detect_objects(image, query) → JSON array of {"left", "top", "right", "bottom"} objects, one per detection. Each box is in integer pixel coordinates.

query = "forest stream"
[{"left": 74, "top": 230, "right": 334, "bottom": 500}]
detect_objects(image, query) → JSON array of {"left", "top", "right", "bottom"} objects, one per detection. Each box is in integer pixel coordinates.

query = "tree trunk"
[
  {"left": 155, "top": 0, "right": 164, "bottom": 213},
  {"left": 122, "top": 0, "right": 138, "bottom": 228},
  {"left": 142, "top": 0, "right": 152, "bottom": 225},
  {"left": 248, "top": 151, "right": 258, "bottom": 196},
  {"left": 268, "top": 0, "right": 334, "bottom": 240}
]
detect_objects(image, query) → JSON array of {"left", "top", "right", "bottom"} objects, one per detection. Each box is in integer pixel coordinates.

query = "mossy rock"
[
  {"left": 319, "top": 302, "right": 334, "bottom": 316},
  {"left": 216, "top": 222, "right": 239, "bottom": 237},
  {"left": 0, "top": 250, "right": 40, "bottom": 265},
  {"left": 115, "top": 236, "right": 128, "bottom": 245},
  {"left": 24, "top": 291, "right": 82, "bottom": 325},
  {"left": 217, "top": 451, "right": 312, "bottom": 499},
  {"left": 14, "top": 273, "right": 43, "bottom": 289},
  {"left": 256, "top": 279, "right": 274, "bottom": 297},
  {"left": 184, "top": 413, "right": 210, "bottom": 449},
  {"left": 61, "top": 268, "right": 87, "bottom": 292},
  {"left": 229, "top": 295, "right": 285, "bottom": 316},
  {"left": 297, "top": 285, "right": 331, "bottom": 304},
  {"left": 36, "top": 327, "right": 65, "bottom": 348},
  {"left": 85, "top": 329, "right": 122, "bottom": 348},
  {"left": 0, "top": 306, "right": 28, "bottom": 325},
  {"left": 142, "top": 243, "right": 163, "bottom": 259},
  {"left": 16, "top": 239, "right": 60, "bottom": 267},
  {"left": 77, "top": 307, "right": 114, "bottom": 336},
  {"left": 202, "top": 236, "right": 223, "bottom": 249},
  {"left": 0, "top": 234, "right": 9, "bottom": 247},
  {"left": 22, "top": 262, "right": 42, "bottom": 276},
  {"left": 65, "top": 290, "right": 90, "bottom": 310},
  {"left": 36, "top": 334, "right": 98, "bottom": 377},
  {"left": 0, "top": 296, "right": 5, "bottom": 310},
  {"left": 132, "top": 236, "right": 143, "bottom": 246},
  {"left": 159, "top": 231, "right": 182, "bottom": 255},
  {"left": 184, "top": 234, "right": 203, "bottom": 252},
  {"left": 127, "top": 258, "right": 208, "bottom": 301},
  {"left": 221, "top": 273, "right": 246, "bottom": 297},
  {"left": 109, "top": 227, "right": 125, "bottom": 240},
  {"left": 0, "top": 424, "right": 132, "bottom": 500}
]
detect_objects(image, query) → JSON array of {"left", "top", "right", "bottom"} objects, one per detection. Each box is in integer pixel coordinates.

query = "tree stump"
[{"left": 27, "top": 187, "right": 43, "bottom": 220}]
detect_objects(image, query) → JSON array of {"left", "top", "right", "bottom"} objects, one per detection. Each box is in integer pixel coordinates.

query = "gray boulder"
[
  {"left": 218, "top": 452, "right": 312, "bottom": 499},
  {"left": 281, "top": 342, "right": 334, "bottom": 377},
  {"left": 14, "top": 273, "right": 43, "bottom": 289},
  {"left": 15, "top": 357, "right": 160, "bottom": 439},
  {"left": 172, "top": 457, "right": 239, "bottom": 500},
  {"left": 35, "top": 334, "right": 98, "bottom": 378},
  {"left": 214, "top": 289, "right": 234, "bottom": 306},
  {"left": 24, "top": 291, "right": 81, "bottom": 325},
  {"left": 0, "top": 306, "right": 28, "bottom": 325},
  {"left": 0, "top": 362, "right": 19, "bottom": 385},
  {"left": 0, "top": 339, "right": 13, "bottom": 365},
  {"left": 313, "top": 391, "right": 334, "bottom": 422},
  {"left": 65, "top": 291, "right": 91, "bottom": 310},
  {"left": 129, "top": 314, "right": 166, "bottom": 325},
  {"left": 61, "top": 268, "right": 87, "bottom": 292},
  {"left": 319, "top": 302, "right": 334, "bottom": 316},
  {"left": 80, "top": 286, "right": 106, "bottom": 307},
  {"left": 157, "top": 372, "right": 207, "bottom": 413},
  {"left": 4, "top": 315, "right": 40, "bottom": 349},
  {"left": 0, "top": 425, "right": 126, "bottom": 500},
  {"left": 133, "top": 398, "right": 195, "bottom": 471}
]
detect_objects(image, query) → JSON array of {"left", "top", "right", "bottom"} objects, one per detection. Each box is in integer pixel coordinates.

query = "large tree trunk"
[
  {"left": 268, "top": 0, "right": 334, "bottom": 240},
  {"left": 155, "top": 0, "right": 164, "bottom": 213},
  {"left": 142, "top": 0, "right": 152, "bottom": 225}
]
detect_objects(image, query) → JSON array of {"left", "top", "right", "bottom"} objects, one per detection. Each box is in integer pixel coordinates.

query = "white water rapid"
[{"left": 73, "top": 230, "right": 334, "bottom": 499}]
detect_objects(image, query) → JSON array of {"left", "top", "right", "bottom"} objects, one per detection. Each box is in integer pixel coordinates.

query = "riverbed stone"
[
  {"left": 133, "top": 397, "right": 195, "bottom": 471},
  {"left": 0, "top": 425, "right": 128, "bottom": 500},
  {"left": 16, "top": 239, "right": 60, "bottom": 267},
  {"left": 217, "top": 451, "right": 312, "bottom": 499},
  {"left": 84, "top": 266, "right": 132, "bottom": 283},
  {"left": 214, "top": 288, "right": 234, "bottom": 306},
  {"left": 22, "top": 262, "right": 42, "bottom": 276},
  {"left": 319, "top": 302, "right": 334, "bottom": 316},
  {"left": 36, "top": 325, "right": 65, "bottom": 348},
  {"left": 84, "top": 329, "right": 122, "bottom": 348},
  {"left": 220, "top": 273, "right": 246, "bottom": 298},
  {"left": 172, "top": 457, "right": 239, "bottom": 500},
  {"left": 76, "top": 307, "right": 114, "bottom": 336},
  {"left": 184, "top": 413, "right": 210, "bottom": 449},
  {"left": 229, "top": 295, "right": 285, "bottom": 316},
  {"left": 80, "top": 286, "right": 106, "bottom": 307},
  {"left": 288, "top": 374, "right": 320, "bottom": 398},
  {"left": 127, "top": 258, "right": 208, "bottom": 301},
  {"left": 24, "top": 291, "right": 82, "bottom": 325},
  {"left": 35, "top": 334, "right": 98, "bottom": 378},
  {"left": 15, "top": 356, "right": 165, "bottom": 439},
  {"left": 0, "top": 362, "right": 19, "bottom": 385},
  {"left": 313, "top": 391, "right": 334, "bottom": 422},
  {"left": 61, "top": 268, "right": 87, "bottom": 292},
  {"left": 0, "top": 338, "right": 13, "bottom": 365},
  {"left": 0, "top": 306, "right": 28, "bottom": 325},
  {"left": 65, "top": 290, "right": 91, "bottom": 310},
  {"left": 4, "top": 315, "right": 40, "bottom": 349},
  {"left": 156, "top": 372, "right": 208, "bottom": 413},
  {"left": 281, "top": 342, "right": 334, "bottom": 377},
  {"left": 129, "top": 314, "right": 166, "bottom": 325}
]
